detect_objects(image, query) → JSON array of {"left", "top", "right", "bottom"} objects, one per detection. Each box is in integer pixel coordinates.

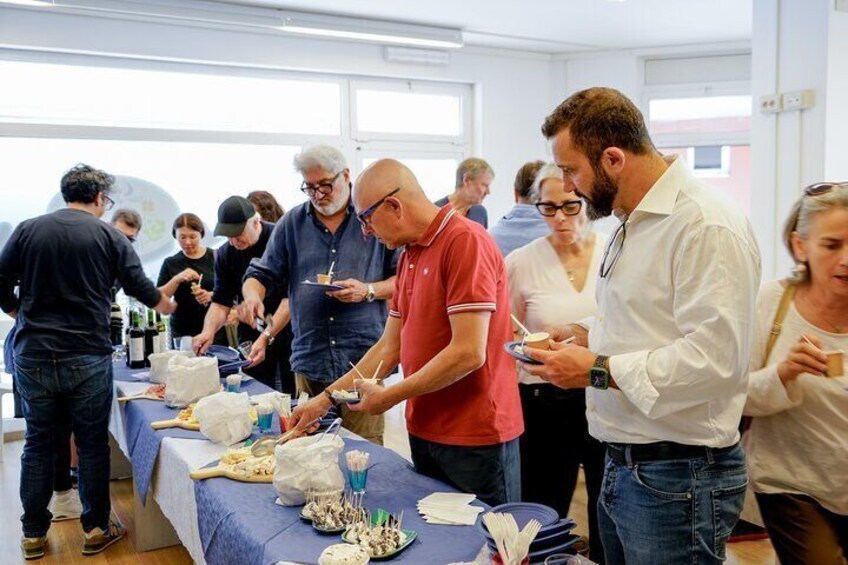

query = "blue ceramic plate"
[
  {"left": 218, "top": 359, "right": 251, "bottom": 377},
  {"left": 301, "top": 280, "right": 345, "bottom": 291},
  {"left": 485, "top": 519, "right": 577, "bottom": 551},
  {"left": 503, "top": 341, "right": 543, "bottom": 365},
  {"left": 527, "top": 533, "right": 581, "bottom": 562},
  {"left": 489, "top": 502, "right": 559, "bottom": 528},
  {"left": 312, "top": 522, "right": 346, "bottom": 534},
  {"left": 342, "top": 529, "right": 417, "bottom": 560},
  {"left": 205, "top": 345, "right": 241, "bottom": 364},
  {"left": 482, "top": 518, "right": 575, "bottom": 542}
]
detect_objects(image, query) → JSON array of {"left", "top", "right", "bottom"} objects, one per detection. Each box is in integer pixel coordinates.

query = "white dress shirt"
[
  {"left": 743, "top": 280, "right": 848, "bottom": 514},
  {"left": 586, "top": 156, "right": 762, "bottom": 447},
  {"left": 506, "top": 234, "right": 606, "bottom": 385}
]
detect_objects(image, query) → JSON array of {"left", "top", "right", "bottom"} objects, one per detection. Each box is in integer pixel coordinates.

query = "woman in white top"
[
  {"left": 506, "top": 164, "right": 607, "bottom": 564},
  {"left": 743, "top": 182, "right": 848, "bottom": 564}
]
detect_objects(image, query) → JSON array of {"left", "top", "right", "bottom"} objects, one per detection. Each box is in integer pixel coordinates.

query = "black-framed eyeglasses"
[
  {"left": 102, "top": 194, "right": 115, "bottom": 211},
  {"left": 600, "top": 220, "right": 627, "bottom": 279},
  {"left": 804, "top": 181, "right": 848, "bottom": 197},
  {"left": 535, "top": 200, "right": 583, "bottom": 217},
  {"left": 300, "top": 171, "right": 342, "bottom": 196},
  {"left": 357, "top": 187, "right": 401, "bottom": 228}
]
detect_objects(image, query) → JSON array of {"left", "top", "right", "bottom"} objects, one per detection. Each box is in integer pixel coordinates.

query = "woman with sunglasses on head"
[
  {"left": 743, "top": 182, "right": 848, "bottom": 564},
  {"left": 505, "top": 163, "right": 607, "bottom": 564}
]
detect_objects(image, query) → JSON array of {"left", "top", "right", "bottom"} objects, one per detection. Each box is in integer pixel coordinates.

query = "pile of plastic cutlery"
[{"left": 482, "top": 512, "right": 542, "bottom": 565}]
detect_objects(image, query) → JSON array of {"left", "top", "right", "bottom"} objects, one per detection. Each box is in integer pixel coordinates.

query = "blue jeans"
[
  {"left": 409, "top": 435, "right": 521, "bottom": 506},
  {"left": 598, "top": 443, "right": 747, "bottom": 565},
  {"left": 15, "top": 353, "right": 113, "bottom": 537}
]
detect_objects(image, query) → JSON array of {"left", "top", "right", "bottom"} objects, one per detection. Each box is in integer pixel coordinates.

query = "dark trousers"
[
  {"left": 244, "top": 329, "right": 295, "bottom": 394},
  {"left": 53, "top": 401, "right": 74, "bottom": 492},
  {"left": 757, "top": 492, "right": 848, "bottom": 565},
  {"left": 519, "top": 384, "right": 606, "bottom": 564},
  {"left": 15, "top": 353, "right": 114, "bottom": 536},
  {"left": 409, "top": 435, "right": 521, "bottom": 507}
]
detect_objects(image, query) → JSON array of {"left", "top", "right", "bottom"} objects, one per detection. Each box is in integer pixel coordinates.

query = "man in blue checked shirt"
[{"left": 241, "top": 145, "right": 396, "bottom": 444}]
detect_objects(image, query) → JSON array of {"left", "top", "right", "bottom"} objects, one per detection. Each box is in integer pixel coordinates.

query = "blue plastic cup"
[
  {"left": 348, "top": 468, "right": 368, "bottom": 493},
  {"left": 257, "top": 405, "right": 273, "bottom": 432}
]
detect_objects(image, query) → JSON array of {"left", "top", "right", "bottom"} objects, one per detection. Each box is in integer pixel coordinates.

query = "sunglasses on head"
[{"left": 804, "top": 182, "right": 848, "bottom": 197}]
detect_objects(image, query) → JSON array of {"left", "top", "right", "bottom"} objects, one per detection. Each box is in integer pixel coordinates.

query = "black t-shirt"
[
  {"left": 212, "top": 222, "right": 283, "bottom": 341},
  {"left": 156, "top": 248, "right": 215, "bottom": 338},
  {"left": 0, "top": 208, "right": 161, "bottom": 356}
]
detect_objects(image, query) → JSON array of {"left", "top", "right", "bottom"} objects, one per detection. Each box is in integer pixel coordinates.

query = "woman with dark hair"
[
  {"left": 247, "top": 190, "right": 285, "bottom": 223},
  {"left": 157, "top": 213, "right": 215, "bottom": 342},
  {"left": 743, "top": 182, "right": 848, "bottom": 564}
]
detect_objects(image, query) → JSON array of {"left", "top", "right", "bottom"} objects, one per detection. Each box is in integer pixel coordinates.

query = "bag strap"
[{"left": 764, "top": 282, "right": 797, "bottom": 364}]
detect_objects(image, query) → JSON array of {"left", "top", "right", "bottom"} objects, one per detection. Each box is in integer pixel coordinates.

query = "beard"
[
  {"left": 312, "top": 184, "right": 350, "bottom": 217},
  {"left": 580, "top": 164, "right": 619, "bottom": 221}
]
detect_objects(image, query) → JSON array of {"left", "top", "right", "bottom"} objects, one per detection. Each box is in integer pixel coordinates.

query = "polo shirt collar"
[
  {"left": 415, "top": 205, "right": 457, "bottom": 248},
  {"left": 631, "top": 155, "right": 684, "bottom": 217}
]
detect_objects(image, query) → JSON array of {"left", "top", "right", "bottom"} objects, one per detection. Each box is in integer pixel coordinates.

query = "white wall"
[
  {"left": 0, "top": 6, "right": 555, "bottom": 223},
  {"left": 751, "top": 0, "right": 847, "bottom": 280}
]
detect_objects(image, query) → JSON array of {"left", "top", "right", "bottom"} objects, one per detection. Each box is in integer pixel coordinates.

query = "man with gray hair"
[
  {"left": 435, "top": 157, "right": 494, "bottom": 228},
  {"left": 241, "top": 144, "right": 396, "bottom": 444}
]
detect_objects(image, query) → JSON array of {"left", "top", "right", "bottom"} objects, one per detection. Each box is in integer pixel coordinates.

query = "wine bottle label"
[
  {"left": 159, "top": 333, "right": 169, "bottom": 352},
  {"left": 130, "top": 337, "right": 144, "bottom": 361},
  {"left": 152, "top": 336, "right": 162, "bottom": 354}
]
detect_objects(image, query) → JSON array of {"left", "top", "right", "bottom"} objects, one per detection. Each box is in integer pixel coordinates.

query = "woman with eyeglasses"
[
  {"left": 742, "top": 182, "right": 848, "bottom": 564},
  {"left": 505, "top": 163, "right": 607, "bottom": 564},
  {"left": 157, "top": 213, "right": 216, "bottom": 343}
]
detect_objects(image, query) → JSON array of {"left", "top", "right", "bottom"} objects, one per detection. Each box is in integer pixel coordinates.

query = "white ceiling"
[{"left": 207, "top": 0, "right": 752, "bottom": 53}]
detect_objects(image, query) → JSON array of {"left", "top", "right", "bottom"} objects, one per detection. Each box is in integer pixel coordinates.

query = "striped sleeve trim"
[
  {"left": 389, "top": 309, "right": 402, "bottom": 318},
  {"left": 446, "top": 302, "right": 497, "bottom": 314}
]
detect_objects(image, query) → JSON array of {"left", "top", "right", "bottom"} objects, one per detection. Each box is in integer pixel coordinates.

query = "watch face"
[{"left": 589, "top": 368, "right": 608, "bottom": 389}]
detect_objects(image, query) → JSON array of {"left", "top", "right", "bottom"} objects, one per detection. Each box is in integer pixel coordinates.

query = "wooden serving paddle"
[
  {"left": 189, "top": 463, "right": 273, "bottom": 483},
  {"left": 118, "top": 392, "right": 164, "bottom": 403},
  {"left": 150, "top": 418, "right": 201, "bottom": 431}
]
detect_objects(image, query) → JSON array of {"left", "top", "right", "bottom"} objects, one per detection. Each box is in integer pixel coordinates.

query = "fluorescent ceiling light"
[
  {"left": 276, "top": 12, "right": 463, "bottom": 49},
  {"left": 1, "top": 0, "right": 53, "bottom": 6}
]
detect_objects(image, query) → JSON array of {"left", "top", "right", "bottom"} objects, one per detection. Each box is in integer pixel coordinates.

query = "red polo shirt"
[{"left": 389, "top": 205, "right": 524, "bottom": 446}]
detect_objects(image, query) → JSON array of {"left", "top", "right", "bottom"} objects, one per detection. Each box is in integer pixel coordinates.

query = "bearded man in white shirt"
[{"left": 522, "top": 87, "right": 761, "bottom": 565}]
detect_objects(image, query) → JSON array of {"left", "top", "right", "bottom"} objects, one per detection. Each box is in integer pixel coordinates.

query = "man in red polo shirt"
[{"left": 291, "top": 159, "right": 523, "bottom": 505}]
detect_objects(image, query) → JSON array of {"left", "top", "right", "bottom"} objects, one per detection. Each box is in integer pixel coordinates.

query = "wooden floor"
[{"left": 0, "top": 406, "right": 776, "bottom": 564}]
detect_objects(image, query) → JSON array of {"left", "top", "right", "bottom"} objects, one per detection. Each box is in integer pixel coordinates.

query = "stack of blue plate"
[
  {"left": 205, "top": 345, "right": 251, "bottom": 376},
  {"left": 478, "top": 503, "right": 580, "bottom": 564}
]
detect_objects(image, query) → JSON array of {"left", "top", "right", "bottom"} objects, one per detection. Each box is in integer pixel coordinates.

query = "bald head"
[
  {"left": 355, "top": 159, "right": 424, "bottom": 204},
  {"left": 353, "top": 159, "right": 440, "bottom": 248}
]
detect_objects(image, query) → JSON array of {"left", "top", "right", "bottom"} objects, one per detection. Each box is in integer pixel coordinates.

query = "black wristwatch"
[{"left": 589, "top": 355, "right": 610, "bottom": 390}]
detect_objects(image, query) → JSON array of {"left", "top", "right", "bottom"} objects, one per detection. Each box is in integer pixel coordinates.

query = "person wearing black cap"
[{"left": 192, "top": 195, "right": 293, "bottom": 392}]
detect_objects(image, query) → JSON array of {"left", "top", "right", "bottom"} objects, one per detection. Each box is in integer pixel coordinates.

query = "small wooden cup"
[
  {"left": 825, "top": 351, "right": 844, "bottom": 377},
  {"left": 523, "top": 332, "right": 551, "bottom": 351}
]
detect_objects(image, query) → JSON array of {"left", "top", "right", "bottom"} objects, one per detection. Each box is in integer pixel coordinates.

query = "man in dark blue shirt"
[
  {"left": 192, "top": 196, "right": 293, "bottom": 393},
  {"left": 0, "top": 164, "right": 174, "bottom": 560},
  {"left": 242, "top": 145, "right": 396, "bottom": 444}
]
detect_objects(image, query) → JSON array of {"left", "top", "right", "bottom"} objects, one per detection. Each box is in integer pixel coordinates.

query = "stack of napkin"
[{"left": 417, "top": 492, "right": 484, "bottom": 526}]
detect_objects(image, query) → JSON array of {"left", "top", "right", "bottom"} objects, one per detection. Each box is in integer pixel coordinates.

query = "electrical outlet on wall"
[
  {"left": 782, "top": 90, "right": 814, "bottom": 111},
  {"left": 759, "top": 94, "right": 782, "bottom": 114}
]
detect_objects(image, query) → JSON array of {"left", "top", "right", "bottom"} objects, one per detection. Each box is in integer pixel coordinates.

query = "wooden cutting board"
[
  {"left": 150, "top": 418, "right": 201, "bottom": 431},
  {"left": 189, "top": 463, "right": 274, "bottom": 483},
  {"left": 118, "top": 392, "right": 164, "bottom": 403}
]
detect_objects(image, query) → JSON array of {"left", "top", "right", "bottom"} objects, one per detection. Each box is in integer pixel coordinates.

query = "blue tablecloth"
[
  {"left": 113, "top": 364, "right": 279, "bottom": 502},
  {"left": 195, "top": 438, "right": 488, "bottom": 565}
]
